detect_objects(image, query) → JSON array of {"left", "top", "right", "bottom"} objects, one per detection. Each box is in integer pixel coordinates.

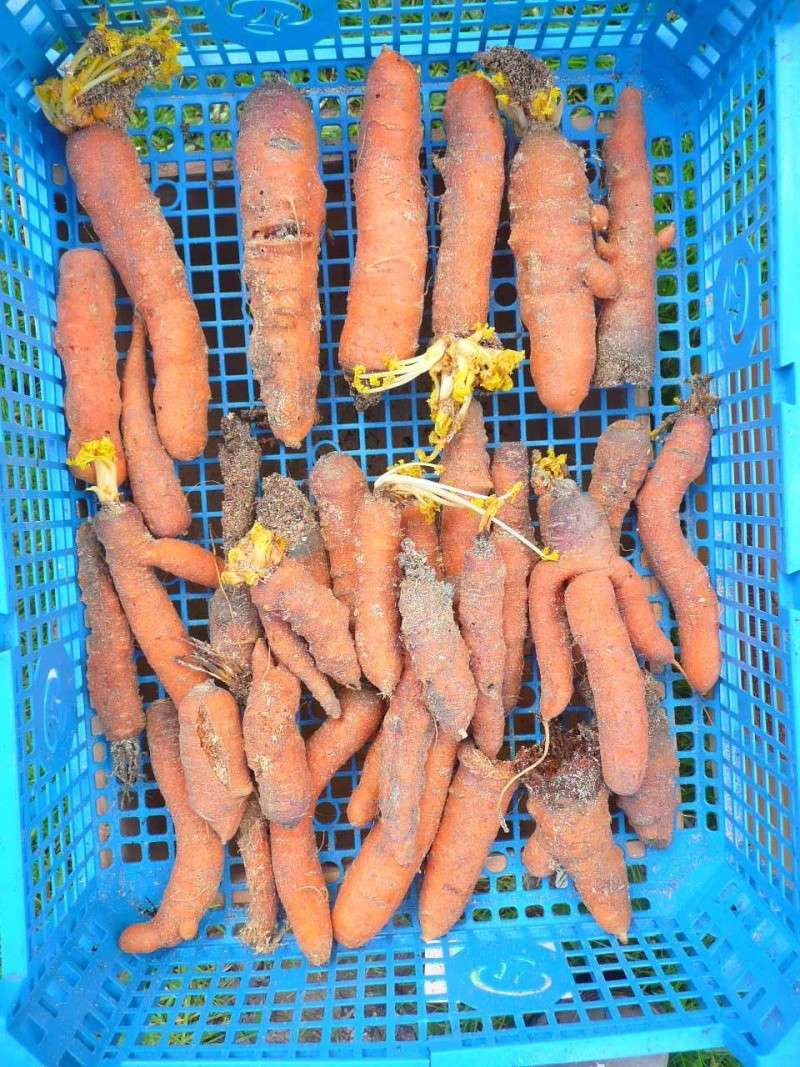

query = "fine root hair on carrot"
[
  {"left": 76, "top": 521, "right": 144, "bottom": 787},
  {"left": 419, "top": 741, "right": 517, "bottom": 941},
  {"left": 309, "top": 451, "right": 367, "bottom": 616},
  {"left": 346, "top": 732, "right": 382, "bottom": 828},
  {"left": 118, "top": 699, "right": 225, "bottom": 954},
  {"left": 353, "top": 493, "right": 403, "bottom": 697},
  {"left": 398, "top": 539, "right": 477, "bottom": 739},
  {"left": 522, "top": 725, "right": 631, "bottom": 942},
  {"left": 587, "top": 419, "right": 652, "bottom": 549},
  {"left": 236, "top": 796, "right": 279, "bottom": 953}
]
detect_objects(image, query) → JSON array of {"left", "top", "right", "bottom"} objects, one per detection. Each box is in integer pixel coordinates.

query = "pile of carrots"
[{"left": 42, "top": 14, "right": 722, "bottom": 959}]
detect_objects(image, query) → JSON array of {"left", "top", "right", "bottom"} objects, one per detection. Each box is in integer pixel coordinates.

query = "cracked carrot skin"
[
  {"left": 119, "top": 700, "right": 224, "bottom": 954},
  {"left": 332, "top": 733, "right": 459, "bottom": 949},
  {"left": 432, "top": 73, "right": 505, "bottom": 336},
  {"left": 178, "top": 680, "right": 251, "bottom": 843},
  {"left": 594, "top": 88, "right": 676, "bottom": 389},
  {"left": 419, "top": 742, "right": 516, "bottom": 941},
  {"left": 458, "top": 537, "right": 507, "bottom": 758},
  {"left": 346, "top": 731, "right": 382, "bottom": 827},
  {"left": 121, "top": 313, "right": 191, "bottom": 538},
  {"left": 354, "top": 494, "right": 403, "bottom": 696},
  {"left": 491, "top": 443, "right": 535, "bottom": 712},
  {"left": 237, "top": 81, "right": 326, "bottom": 447},
  {"left": 310, "top": 451, "right": 367, "bottom": 616},
  {"left": 441, "top": 399, "right": 492, "bottom": 590},
  {"left": 237, "top": 796, "right": 279, "bottom": 952},
  {"left": 636, "top": 409, "right": 721, "bottom": 695},
  {"left": 67, "top": 125, "right": 209, "bottom": 460},
  {"left": 401, "top": 501, "right": 443, "bottom": 578},
  {"left": 338, "top": 48, "right": 427, "bottom": 374},
  {"left": 243, "top": 640, "right": 311, "bottom": 828},
  {"left": 509, "top": 125, "right": 618, "bottom": 414},
  {"left": 56, "top": 249, "right": 126, "bottom": 484},
  {"left": 588, "top": 419, "right": 652, "bottom": 549}
]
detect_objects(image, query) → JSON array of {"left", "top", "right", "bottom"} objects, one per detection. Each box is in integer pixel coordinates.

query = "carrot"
[
  {"left": 121, "top": 313, "right": 191, "bottom": 538},
  {"left": 219, "top": 414, "right": 262, "bottom": 551},
  {"left": 306, "top": 685, "right": 384, "bottom": 797},
  {"left": 237, "top": 81, "right": 326, "bottom": 448},
  {"left": 491, "top": 443, "right": 535, "bottom": 711},
  {"left": 379, "top": 661, "right": 435, "bottom": 864},
  {"left": 588, "top": 419, "right": 652, "bottom": 548},
  {"left": 419, "top": 742, "right": 515, "bottom": 940},
  {"left": 440, "top": 399, "right": 492, "bottom": 589},
  {"left": 401, "top": 501, "right": 443, "bottom": 577},
  {"left": 310, "top": 451, "right": 367, "bottom": 615},
  {"left": 479, "top": 49, "right": 618, "bottom": 414},
  {"left": 76, "top": 522, "right": 144, "bottom": 785},
  {"left": 636, "top": 379, "right": 721, "bottom": 694},
  {"left": 346, "top": 733, "right": 382, "bottom": 828},
  {"left": 594, "top": 88, "right": 677, "bottom": 389},
  {"left": 260, "top": 617, "right": 340, "bottom": 719},
  {"left": 617, "top": 673, "right": 680, "bottom": 849},
  {"left": 177, "top": 680, "right": 251, "bottom": 842},
  {"left": 398, "top": 541, "right": 477, "bottom": 738},
  {"left": 243, "top": 640, "right": 310, "bottom": 828},
  {"left": 237, "top": 797, "right": 279, "bottom": 952},
  {"left": 118, "top": 699, "right": 224, "bottom": 954},
  {"left": 338, "top": 49, "right": 427, "bottom": 375},
  {"left": 522, "top": 728, "right": 631, "bottom": 941},
  {"left": 354, "top": 493, "right": 403, "bottom": 696},
  {"left": 332, "top": 734, "right": 459, "bottom": 948},
  {"left": 458, "top": 537, "right": 507, "bottom": 758},
  {"left": 56, "top": 249, "right": 126, "bottom": 484},
  {"left": 258, "top": 473, "right": 331, "bottom": 589}
]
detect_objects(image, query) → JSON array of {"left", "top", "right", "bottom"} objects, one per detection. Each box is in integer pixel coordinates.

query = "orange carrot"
[
  {"left": 432, "top": 73, "right": 505, "bottom": 337},
  {"left": 177, "top": 681, "right": 251, "bottom": 842},
  {"left": 419, "top": 742, "right": 515, "bottom": 940},
  {"left": 121, "top": 313, "right": 190, "bottom": 537},
  {"left": 594, "top": 88, "right": 676, "bottom": 389},
  {"left": 332, "top": 734, "right": 459, "bottom": 948},
  {"left": 76, "top": 522, "right": 143, "bottom": 785},
  {"left": 237, "top": 82, "right": 326, "bottom": 447},
  {"left": 491, "top": 443, "right": 535, "bottom": 711},
  {"left": 458, "top": 537, "right": 507, "bottom": 758},
  {"left": 354, "top": 493, "right": 403, "bottom": 696},
  {"left": 118, "top": 700, "right": 224, "bottom": 954},
  {"left": 441, "top": 399, "right": 492, "bottom": 589},
  {"left": 56, "top": 249, "right": 126, "bottom": 484},
  {"left": 398, "top": 541, "right": 478, "bottom": 738},
  {"left": 261, "top": 616, "right": 341, "bottom": 719},
  {"left": 243, "top": 640, "right": 310, "bottom": 828},
  {"left": 401, "top": 501, "right": 443, "bottom": 578},
  {"left": 588, "top": 419, "right": 652, "bottom": 548},
  {"left": 237, "top": 797, "right": 279, "bottom": 952},
  {"left": 306, "top": 685, "right": 384, "bottom": 797},
  {"left": 338, "top": 49, "right": 427, "bottom": 375},
  {"left": 636, "top": 383, "right": 721, "bottom": 694},
  {"left": 310, "top": 451, "right": 367, "bottom": 615},
  {"left": 378, "top": 662, "right": 434, "bottom": 864},
  {"left": 346, "top": 733, "right": 382, "bottom": 828}
]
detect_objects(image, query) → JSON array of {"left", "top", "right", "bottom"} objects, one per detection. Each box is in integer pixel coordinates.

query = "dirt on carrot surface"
[
  {"left": 257, "top": 473, "right": 315, "bottom": 548},
  {"left": 521, "top": 726, "right": 603, "bottom": 809}
]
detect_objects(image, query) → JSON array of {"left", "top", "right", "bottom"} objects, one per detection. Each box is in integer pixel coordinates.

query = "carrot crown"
[
  {"left": 530, "top": 446, "right": 569, "bottom": 495},
  {"left": 36, "top": 9, "right": 182, "bottom": 135},
  {"left": 221, "top": 521, "right": 286, "bottom": 586},
  {"left": 352, "top": 324, "right": 524, "bottom": 462},
  {"left": 68, "top": 436, "right": 120, "bottom": 504},
  {"left": 477, "top": 47, "right": 563, "bottom": 135}
]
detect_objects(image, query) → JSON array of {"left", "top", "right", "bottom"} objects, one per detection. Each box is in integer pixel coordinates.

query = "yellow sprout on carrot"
[
  {"left": 221, "top": 522, "right": 286, "bottom": 586},
  {"left": 68, "top": 435, "right": 120, "bottom": 504}
]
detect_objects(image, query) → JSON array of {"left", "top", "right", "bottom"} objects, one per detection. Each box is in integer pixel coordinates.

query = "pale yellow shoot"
[
  {"left": 221, "top": 522, "right": 286, "bottom": 587},
  {"left": 68, "top": 436, "right": 120, "bottom": 504}
]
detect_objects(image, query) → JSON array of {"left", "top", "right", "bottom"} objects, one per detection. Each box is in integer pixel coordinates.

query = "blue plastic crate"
[{"left": 0, "top": 0, "right": 799, "bottom": 1063}]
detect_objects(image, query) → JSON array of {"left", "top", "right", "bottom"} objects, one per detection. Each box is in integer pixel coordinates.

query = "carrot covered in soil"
[
  {"left": 588, "top": 419, "right": 652, "bottom": 548},
  {"left": 480, "top": 48, "right": 618, "bottom": 414},
  {"left": 237, "top": 81, "right": 326, "bottom": 447},
  {"left": 636, "top": 378, "right": 721, "bottom": 695},
  {"left": 39, "top": 13, "right": 209, "bottom": 460},
  {"left": 594, "top": 88, "right": 676, "bottom": 389},
  {"left": 332, "top": 733, "right": 459, "bottom": 948},
  {"left": 118, "top": 699, "right": 224, "bottom": 954},
  {"left": 419, "top": 742, "right": 516, "bottom": 940},
  {"left": 441, "top": 399, "right": 492, "bottom": 589},
  {"left": 522, "top": 728, "right": 631, "bottom": 941},
  {"left": 338, "top": 48, "right": 427, "bottom": 375},
  {"left": 76, "top": 522, "right": 144, "bottom": 785},
  {"left": 121, "top": 313, "right": 190, "bottom": 538},
  {"left": 177, "top": 680, "right": 251, "bottom": 843},
  {"left": 401, "top": 501, "right": 443, "bottom": 577},
  {"left": 398, "top": 541, "right": 478, "bottom": 739},
  {"left": 310, "top": 451, "right": 367, "bottom": 616},
  {"left": 458, "top": 537, "right": 507, "bottom": 758},
  {"left": 237, "top": 797, "right": 279, "bottom": 953},
  {"left": 491, "top": 443, "right": 535, "bottom": 711},
  {"left": 354, "top": 494, "right": 403, "bottom": 696},
  {"left": 617, "top": 672, "right": 680, "bottom": 849},
  {"left": 56, "top": 249, "right": 126, "bottom": 484},
  {"left": 243, "top": 639, "right": 310, "bottom": 828}
]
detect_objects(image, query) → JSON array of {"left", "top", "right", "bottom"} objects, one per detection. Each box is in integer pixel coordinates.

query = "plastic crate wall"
[{"left": 0, "top": 1, "right": 799, "bottom": 1065}]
